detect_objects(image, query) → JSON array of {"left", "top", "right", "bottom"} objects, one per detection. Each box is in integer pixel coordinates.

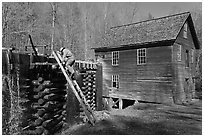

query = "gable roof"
[{"left": 94, "top": 12, "right": 200, "bottom": 51}]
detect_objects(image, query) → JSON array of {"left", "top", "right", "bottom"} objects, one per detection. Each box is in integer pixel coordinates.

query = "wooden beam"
[
  {"left": 112, "top": 98, "right": 119, "bottom": 107},
  {"left": 96, "top": 63, "right": 103, "bottom": 111},
  {"left": 108, "top": 98, "right": 113, "bottom": 110},
  {"left": 28, "top": 34, "right": 38, "bottom": 57},
  {"left": 119, "top": 98, "right": 123, "bottom": 109}
]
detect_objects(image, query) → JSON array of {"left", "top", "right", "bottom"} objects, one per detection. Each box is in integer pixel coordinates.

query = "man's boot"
[{"left": 70, "top": 72, "right": 76, "bottom": 80}]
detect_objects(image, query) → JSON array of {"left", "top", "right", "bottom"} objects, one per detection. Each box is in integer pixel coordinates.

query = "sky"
[{"left": 136, "top": 2, "right": 201, "bottom": 18}]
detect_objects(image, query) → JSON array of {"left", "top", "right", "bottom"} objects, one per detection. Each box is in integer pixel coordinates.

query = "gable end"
[{"left": 175, "top": 15, "right": 200, "bottom": 49}]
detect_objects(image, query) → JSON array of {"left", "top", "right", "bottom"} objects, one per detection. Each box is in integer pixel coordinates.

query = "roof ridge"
[{"left": 110, "top": 11, "right": 190, "bottom": 29}]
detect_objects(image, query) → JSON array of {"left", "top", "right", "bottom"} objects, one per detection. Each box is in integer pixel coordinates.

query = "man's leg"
[
  {"left": 66, "top": 59, "right": 75, "bottom": 79},
  {"left": 66, "top": 65, "right": 74, "bottom": 75}
]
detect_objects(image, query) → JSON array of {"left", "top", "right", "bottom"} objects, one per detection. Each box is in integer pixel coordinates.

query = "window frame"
[
  {"left": 112, "top": 75, "right": 119, "bottom": 88},
  {"left": 137, "top": 48, "right": 146, "bottom": 65},
  {"left": 177, "top": 44, "right": 182, "bottom": 61},
  {"left": 183, "top": 23, "right": 188, "bottom": 39},
  {"left": 112, "top": 51, "right": 119, "bottom": 66}
]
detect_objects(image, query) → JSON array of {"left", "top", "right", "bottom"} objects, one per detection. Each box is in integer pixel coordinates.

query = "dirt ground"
[{"left": 61, "top": 99, "right": 202, "bottom": 135}]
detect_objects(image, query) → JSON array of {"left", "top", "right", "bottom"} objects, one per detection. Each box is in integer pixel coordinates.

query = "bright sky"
[{"left": 137, "top": 2, "right": 201, "bottom": 18}]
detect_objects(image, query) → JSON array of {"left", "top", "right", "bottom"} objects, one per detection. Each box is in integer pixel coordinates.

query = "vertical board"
[
  {"left": 96, "top": 63, "right": 103, "bottom": 111},
  {"left": 66, "top": 87, "right": 80, "bottom": 124},
  {"left": 2, "top": 50, "right": 8, "bottom": 75}
]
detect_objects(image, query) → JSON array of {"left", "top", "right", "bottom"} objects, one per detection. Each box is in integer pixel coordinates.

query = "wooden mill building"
[{"left": 93, "top": 12, "right": 200, "bottom": 106}]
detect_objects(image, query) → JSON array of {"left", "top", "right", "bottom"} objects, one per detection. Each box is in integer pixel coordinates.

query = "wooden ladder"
[{"left": 52, "top": 51, "right": 96, "bottom": 125}]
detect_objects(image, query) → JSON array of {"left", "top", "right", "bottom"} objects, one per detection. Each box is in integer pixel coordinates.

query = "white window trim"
[
  {"left": 183, "top": 23, "right": 187, "bottom": 38},
  {"left": 112, "top": 75, "right": 119, "bottom": 88},
  {"left": 112, "top": 51, "right": 119, "bottom": 66},
  {"left": 177, "top": 44, "right": 182, "bottom": 61},
  {"left": 137, "top": 48, "right": 146, "bottom": 65},
  {"left": 191, "top": 49, "right": 194, "bottom": 63}
]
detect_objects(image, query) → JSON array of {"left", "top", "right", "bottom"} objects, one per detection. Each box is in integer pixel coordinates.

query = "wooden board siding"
[
  {"left": 172, "top": 21, "right": 197, "bottom": 104},
  {"left": 175, "top": 21, "right": 196, "bottom": 77},
  {"left": 94, "top": 13, "right": 200, "bottom": 105},
  {"left": 96, "top": 46, "right": 174, "bottom": 104}
]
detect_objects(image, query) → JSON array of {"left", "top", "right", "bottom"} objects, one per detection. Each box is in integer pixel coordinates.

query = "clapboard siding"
[
  {"left": 96, "top": 45, "right": 174, "bottom": 103},
  {"left": 94, "top": 13, "right": 199, "bottom": 105},
  {"left": 171, "top": 21, "right": 197, "bottom": 104}
]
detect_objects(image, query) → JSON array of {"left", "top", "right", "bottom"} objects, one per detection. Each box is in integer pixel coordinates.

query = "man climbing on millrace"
[{"left": 59, "top": 47, "right": 75, "bottom": 80}]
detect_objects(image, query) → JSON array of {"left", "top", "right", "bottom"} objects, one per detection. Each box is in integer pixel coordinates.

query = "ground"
[{"left": 61, "top": 99, "right": 202, "bottom": 135}]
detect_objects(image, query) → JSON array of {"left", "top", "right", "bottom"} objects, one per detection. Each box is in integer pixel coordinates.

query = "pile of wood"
[
  {"left": 19, "top": 61, "right": 99, "bottom": 134},
  {"left": 2, "top": 50, "right": 103, "bottom": 135},
  {"left": 74, "top": 61, "right": 98, "bottom": 122},
  {"left": 81, "top": 71, "right": 97, "bottom": 111},
  {"left": 20, "top": 72, "right": 67, "bottom": 134}
]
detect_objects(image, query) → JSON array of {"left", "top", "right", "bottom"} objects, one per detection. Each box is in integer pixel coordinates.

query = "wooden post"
[
  {"left": 119, "top": 98, "right": 123, "bottom": 109},
  {"left": 50, "top": 3, "right": 56, "bottom": 51},
  {"left": 108, "top": 97, "right": 113, "bottom": 111},
  {"left": 66, "top": 86, "right": 79, "bottom": 124},
  {"left": 96, "top": 63, "right": 103, "bottom": 111}
]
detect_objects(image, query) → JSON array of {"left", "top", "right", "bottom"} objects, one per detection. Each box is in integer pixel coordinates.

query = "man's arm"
[{"left": 62, "top": 49, "right": 69, "bottom": 62}]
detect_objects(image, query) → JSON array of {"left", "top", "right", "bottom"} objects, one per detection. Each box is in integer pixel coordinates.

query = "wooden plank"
[
  {"left": 119, "top": 98, "right": 123, "bottom": 109},
  {"left": 107, "top": 93, "right": 141, "bottom": 101},
  {"left": 108, "top": 98, "right": 114, "bottom": 110},
  {"left": 29, "top": 34, "right": 38, "bottom": 56},
  {"left": 108, "top": 91, "right": 173, "bottom": 104},
  {"left": 111, "top": 98, "right": 119, "bottom": 108},
  {"left": 31, "top": 62, "right": 55, "bottom": 66},
  {"left": 66, "top": 86, "right": 80, "bottom": 124},
  {"left": 2, "top": 51, "right": 8, "bottom": 74},
  {"left": 96, "top": 63, "right": 103, "bottom": 111}
]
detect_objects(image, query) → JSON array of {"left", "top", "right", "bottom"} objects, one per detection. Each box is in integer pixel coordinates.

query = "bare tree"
[
  {"left": 2, "top": 2, "right": 140, "bottom": 59},
  {"left": 50, "top": 2, "right": 57, "bottom": 51}
]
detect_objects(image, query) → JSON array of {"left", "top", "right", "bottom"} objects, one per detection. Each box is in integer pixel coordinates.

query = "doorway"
[{"left": 184, "top": 78, "right": 191, "bottom": 102}]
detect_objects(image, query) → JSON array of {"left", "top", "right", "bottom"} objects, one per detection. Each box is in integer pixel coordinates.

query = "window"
[
  {"left": 191, "top": 49, "right": 194, "bottom": 63},
  {"left": 177, "top": 44, "right": 182, "bottom": 61},
  {"left": 183, "top": 23, "right": 187, "bottom": 38},
  {"left": 185, "top": 50, "right": 189, "bottom": 68},
  {"left": 112, "top": 51, "right": 119, "bottom": 66},
  {"left": 137, "top": 48, "right": 146, "bottom": 65},
  {"left": 112, "top": 75, "right": 119, "bottom": 88}
]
